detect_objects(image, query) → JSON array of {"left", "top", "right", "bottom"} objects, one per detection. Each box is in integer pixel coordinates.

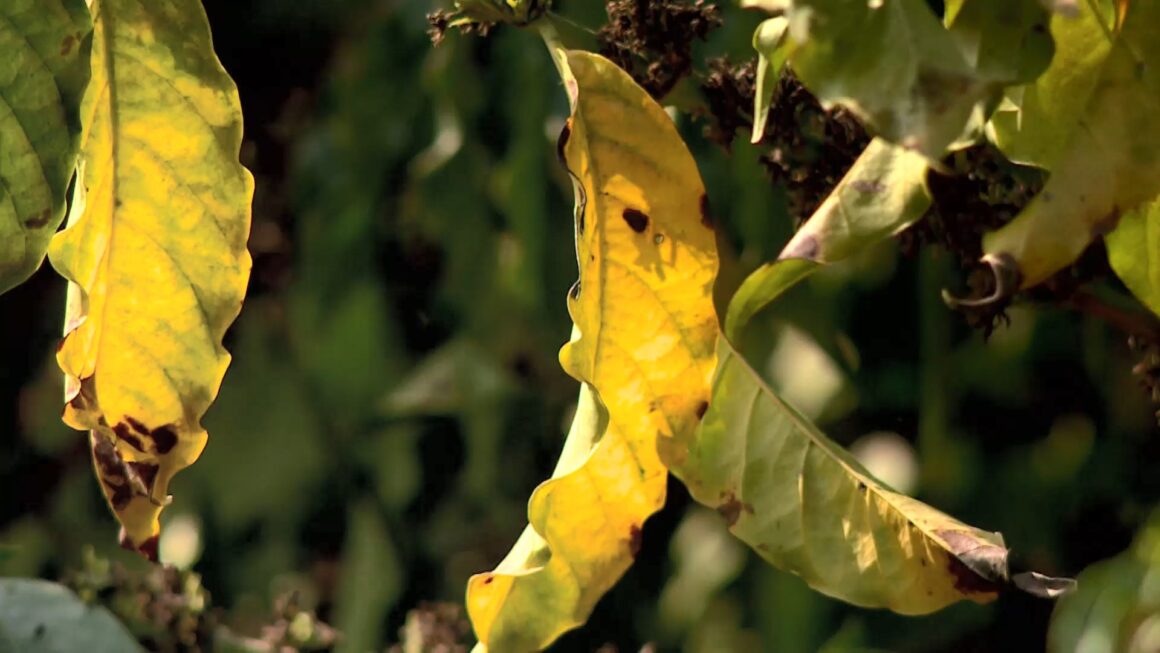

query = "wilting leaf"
[
  {"left": 725, "top": 138, "right": 931, "bottom": 339},
  {"left": 0, "top": 578, "right": 141, "bottom": 652},
  {"left": 983, "top": 1, "right": 1160, "bottom": 289},
  {"left": 0, "top": 0, "right": 91, "bottom": 294},
  {"left": 47, "top": 0, "right": 253, "bottom": 557},
  {"left": 1048, "top": 511, "right": 1160, "bottom": 653},
  {"left": 1106, "top": 199, "right": 1160, "bottom": 317},
  {"left": 466, "top": 49, "right": 718, "bottom": 651},
  {"left": 749, "top": 0, "right": 986, "bottom": 158}
]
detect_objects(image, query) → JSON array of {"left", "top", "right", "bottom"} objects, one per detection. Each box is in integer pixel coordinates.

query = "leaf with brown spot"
[
  {"left": 0, "top": 0, "right": 91, "bottom": 294},
  {"left": 465, "top": 44, "right": 718, "bottom": 652},
  {"left": 47, "top": 0, "right": 252, "bottom": 556},
  {"left": 671, "top": 157, "right": 1070, "bottom": 612}
]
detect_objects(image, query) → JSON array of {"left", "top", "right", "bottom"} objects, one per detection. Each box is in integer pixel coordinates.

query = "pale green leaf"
[
  {"left": 983, "top": 1, "right": 1160, "bottom": 289},
  {"left": 466, "top": 47, "right": 719, "bottom": 652},
  {"left": 1048, "top": 512, "right": 1160, "bottom": 653},
  {"left": 47, "top": 0, "right": 253, "bottom": 557},
  {"left": 0, "top": 0, "right": 91, "bottom": 294},
  {"left": 725, "top": 138, "right": 931, "bottom": 340},
  {"left": 751, "top": 0, "right": 985, "bottom": 158},
  {"left": 0, "top": 578, "right": 142, "bottom": 652},
  {"left": 751, "top": 17, "right": 789, "bottom": 144},
  {"left": 944, "top": 0, "right": 1054, "bottom": 84},
  {"left": 1106, "top": 198, "right": 1160, "bottom": 317}
]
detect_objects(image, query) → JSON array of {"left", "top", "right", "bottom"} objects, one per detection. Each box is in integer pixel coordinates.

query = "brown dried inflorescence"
[{"left": 597, "top": 0, "right": 722, "bottom": 99}]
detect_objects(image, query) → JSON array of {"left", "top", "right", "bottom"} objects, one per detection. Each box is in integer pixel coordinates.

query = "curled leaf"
[
  {"left": 48, "top": 0, "right": 253, "bottom": 557},
  {"left": 0, "top": 0, "right": 91, "bottom": 294},
  {"left": 725, "top": 138, "right": 931, "bottom": 339},
  {"left": 465, "top": 48, "right": 718, "bottom": 651}
]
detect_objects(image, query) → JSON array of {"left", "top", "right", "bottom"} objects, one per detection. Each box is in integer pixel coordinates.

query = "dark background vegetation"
[{"left": 2, "top": 1, "right": 1158, "bottom": 651}]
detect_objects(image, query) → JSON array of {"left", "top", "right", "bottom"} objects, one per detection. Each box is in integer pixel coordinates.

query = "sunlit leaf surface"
[
  {"left": 47, "top": 0, "right": 253, "bottom": 558},
  {"left": 466, "top": 49, "right": 719, "bottom": 651},
  {"left": 0, "top": 0, "right": 91, "bottom": 294},
  {"left": 984, "top": 0, "right": 1160, "bottom": 289}
]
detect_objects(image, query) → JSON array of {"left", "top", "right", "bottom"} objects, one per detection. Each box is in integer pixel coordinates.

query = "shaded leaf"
[
  {"left": 1106, "top": 198, "right": 1160, "bottom": 317},
  {"left": 1048, "top": 511, "right": 1160, "bottom": 653},
  {"left": 725, "top": 138, "right": 931, "bottom": 340},
  {"left": 943, "top": 0, "right": 1054, "bottom": 84},
  {"left": 749, "top": 0, "right": 986, "bottom": 158},
  {"left": 0, "top": 0, "right": 91, "bottom": 294},
  {"left": 983, "top": 1, "right": 1160, "bottom": 288},
  {"left": 47, "top": 0, "right": 253, "bottom": 557},
  {"left": 465, "top": 48, "right": 719, "bottom": 651},
  {"left": 0, "top": 578, "right": 141, "bottom": 652}
]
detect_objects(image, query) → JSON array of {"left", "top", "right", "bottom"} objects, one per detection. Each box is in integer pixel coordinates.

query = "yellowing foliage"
[
  {"left": 465, "top": 48, "right": 719, "bottom": 651},
  {"left": 47, "top": 0, "right": 252, "bottom": 557}
]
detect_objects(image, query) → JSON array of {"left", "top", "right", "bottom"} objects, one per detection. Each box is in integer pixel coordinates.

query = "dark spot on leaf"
[
  {"left": 569, "top": 280, "right": 581, "bottom": 300},
  {"left": 122, "top": 533, "right": 160, "bottom": 563},
  {"left": 60, "top": 34, "right": 75, "bottom": 56},
  {"left": 112, "top": 423, "right": 146, "bottom": 452},
  {"left": 556, "top": 120, "right": 571, "bottom": 167},
  {"left": 699, "top": 194, "right": 714, "bottom": 229},
  {"left": 628, "top": 524, "right": 643, "bottom": 558},
  {"left": 115, "top": 198, "right": 123, "bottom": 208},
  {"left": 151, "top": 425, "right": 178, "bottom": 454},
  {"left": 716, "top": 492, "right": 752, "bottom": 527},
  {"left": 482, "top": 575, "right": 494, "bottom": 585},
  {"left": 127, "top": 461, "right": 159, "bottom": 491},
  {"left": 695, "top": 400, "right": 709, "bottom": 419},
  {"left": 623, "top": 208, "right": 649, "bottom": 233},
  {"left": 779, "top": 235, "right": 819, "bottom": 261},
  {"left": 937, "top": 529, "right": 1008, "bottom": 595},
  {"left": 24, "top": 209, "right": 52, "bottom": 229},
  {"left": 920, "top": 558, "right": 927, "bottom": 567},
  {"left": 851, "top": 179, "right": 885, "bottom": 194},
  {"left": 33, "top": 624, "right": 45, "bottom": 639},
  {"left": 857, "top": 481, "right": 867, "bottom": 492},
  {"left": 125, "top": 415, "right": 150, "bottom": 435}
]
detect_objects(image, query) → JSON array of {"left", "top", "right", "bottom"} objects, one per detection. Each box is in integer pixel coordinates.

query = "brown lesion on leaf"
[
  {"left": 699, "top": 194, "right": 715, "bottom": 230},
  {"left": 112, "top": 422, "right": 146, "bottom": 452},
  {"left": 694, "top": 400, "right": 709, "bottom": 420},
  {"left": 92, "top": 436, "right": 135, "bottom": 511},
  {"left": 716, "top": 491, "right": 753, "bottom": 527},
  {"left": 556, "top": 119, "right": 572, "bottom": 168},
  {"left": 60, "top": 34, "right": 76, "bottom": 56},
  {"left": 24, "top": 209, "right": 52, "bottom": 230},
  {"left": 936, "top": 529, "right": 1008, "bottom": 595},
  {"left": 124, "top": 416, "right": 179, "bottom": 455},
  {"left": 120, "top": 531, "right": 160, "bottom": 563},
  {"left": 622, "top": 208, "right": 649, "bottom": 233},
  {"left": 627, "top": 523, "right": 643, "bottom": 558}
]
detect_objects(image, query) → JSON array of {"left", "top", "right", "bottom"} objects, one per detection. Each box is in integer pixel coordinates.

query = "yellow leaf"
[
  {"left": 47, "top": 0, "right": 252, "bottom": 558},
  {"left": 465, "top": 49, "right": 719, "bottom": 651}
]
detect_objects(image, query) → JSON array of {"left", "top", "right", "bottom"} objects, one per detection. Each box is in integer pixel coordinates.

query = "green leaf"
[
  {"left": 47, "top": 0, "right": 253, "bottom": 557},
  {"left": 725, "top": 138, "right": 931, "bottom": 340},
  {"left": 0, "top": 0, "right": 91, "bottom": 294},
  {"left": 673, "top": 334, "right": 1020, "bottom": 613},
  {"left": 982, "top": 1, "right": 1160, "bottom": 289},
  {"left": 465, "top": 46, "right": 719, "bottom": 652},
  {"left": 750, "top": 0, "right": 985, "bottom": 158},
  {"left": 1048, "top": 511, "right": 1160, "bottom": 653},
  {"left": 943, "top": 0, "right": 1054, "bottom": 84},
  {"left": 1106, "top": 198, "right": 1160, "bottom": 317},
  {"left": 750, "top": 17, "right": 789, "bottom": 144},
  {"left": 0, "top": 578, "right": 142, "bottom": 652}
]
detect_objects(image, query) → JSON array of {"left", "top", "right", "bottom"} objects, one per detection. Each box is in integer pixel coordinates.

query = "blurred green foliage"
[{"left": 1, "top": 1, "right": 1158, "bottom": 651}]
